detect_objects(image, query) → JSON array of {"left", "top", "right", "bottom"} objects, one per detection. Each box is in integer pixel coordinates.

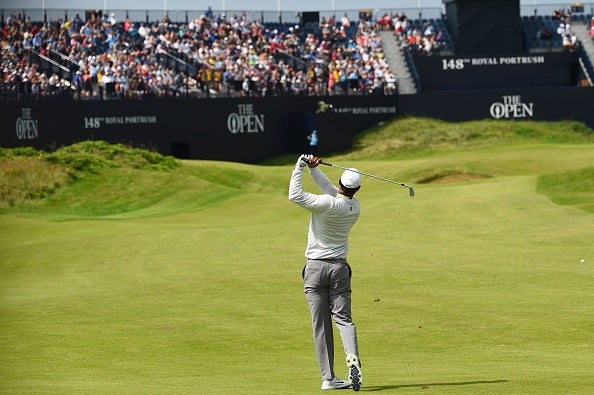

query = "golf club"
[{"left": 320, "top": 160, "right": 415, "bottom": 197}]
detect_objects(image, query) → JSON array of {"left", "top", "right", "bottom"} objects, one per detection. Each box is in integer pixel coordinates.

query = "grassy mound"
[
  {"left": 1, "top": 118, "right": 594, "bottom": 215},
  {"left": 0, "top": 141, "right": 180, "bottom": 212},
  {"left": 537, "top": 166, "right": 594, "bottom": 212},
  {"left": 0, "top": 141, "right": 288, "bottom": 218},
  {"left": 340, "top": 117, "right": 594, "bottom": 160}
]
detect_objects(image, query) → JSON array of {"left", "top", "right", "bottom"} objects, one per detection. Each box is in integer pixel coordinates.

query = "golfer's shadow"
[{"left": 364, "top": 379, "right": 508, "bottom": 391}]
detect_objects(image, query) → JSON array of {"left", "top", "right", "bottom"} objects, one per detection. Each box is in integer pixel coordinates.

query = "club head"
[{"left": 409, "top": 187, "right": 415, "bottom": 197}]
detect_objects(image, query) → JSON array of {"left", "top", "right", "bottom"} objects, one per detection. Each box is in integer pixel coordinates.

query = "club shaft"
[{"left": 320, "top": 161, "right": 414, "bottom": 190}]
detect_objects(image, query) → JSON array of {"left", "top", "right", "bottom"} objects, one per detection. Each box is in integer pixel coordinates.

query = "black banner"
[
  {"left": 400, "top": 87, "right": 594, "bottom": 127},
  {"left": 414, "top": 52, "right": 580, "bottom": 91},
  {"left": 4, "top": 87, "right": 594, "bottom": 164},
  {"left": 2, "top": 95, "right": 399, "bottom": 163}
]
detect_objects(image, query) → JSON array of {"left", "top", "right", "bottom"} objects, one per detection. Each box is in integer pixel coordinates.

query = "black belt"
[{"left": 310, "top": 257, "right": 346, "bottom": 261}]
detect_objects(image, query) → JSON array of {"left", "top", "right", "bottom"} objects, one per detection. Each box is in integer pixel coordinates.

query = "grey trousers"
[{"left": 303, "top": 259, "right": 359, "bottom": 380}]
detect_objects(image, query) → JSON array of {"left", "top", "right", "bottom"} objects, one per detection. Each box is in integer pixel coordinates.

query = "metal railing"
[
  {"left": 579, "top": 57, "right": 594, "bottom": 86},
  {"left": 30, "top": 48, "right": 70, "bottom": 76},
  {"left": 157, "top": 48, "right": 200, "bottom": 73},
  {"left": 0, "top": 79, "right": 398, "bottom": 101},
  {"left": 1, "top": 4, "right": 592, "bottom": 25},
  {"left": 0, "top": 7, "right": 444, "bottom": 25},
  {"left": 48, "top": 48, "right": 81, "bottom": 71},
  {"left": 275, "top": 49, "right": 310, "bottom": 71},
  {"left": 519, "top": 2, "right": 594, "bottom": 17},
  {"left": 396, "top": 77, "right": 417, "bottom": 95}
]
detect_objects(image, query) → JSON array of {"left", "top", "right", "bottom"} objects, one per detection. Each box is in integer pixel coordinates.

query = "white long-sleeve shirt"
[{"left": 289, "top": 165, "right": 360, "bottom": 260}]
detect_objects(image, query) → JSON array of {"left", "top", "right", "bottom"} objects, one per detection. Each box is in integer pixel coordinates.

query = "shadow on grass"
[{"left": 364, "top": 379, "right": 508, "bottom": 391}]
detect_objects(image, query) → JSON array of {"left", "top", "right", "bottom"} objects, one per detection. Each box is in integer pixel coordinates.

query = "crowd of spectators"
[
  {"left": 0, "top": 8, "right": 399, "bottom": 100},
  {"left": 550, "top": 8, "right": 581, "bottom": 52},
  {"left": 381, "top": 11, "right": 448, "bottom": 56},
  {"left": 556, "top": 21, "right": 580, "bottom": 51}
]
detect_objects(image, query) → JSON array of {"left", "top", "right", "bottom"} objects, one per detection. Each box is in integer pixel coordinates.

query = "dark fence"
[
  {"left": 1, "top": 95, "right": 399, "bottom": 163},
  {"left": 3, "top": 87, "right": 594, "bottom": 163}
]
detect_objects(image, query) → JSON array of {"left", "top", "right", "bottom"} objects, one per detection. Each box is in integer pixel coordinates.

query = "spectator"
[
  {"left": 535, "top": 26, "right": 552, "bottom": 41},
  {"left": 423, "top": 21, "right": 435, "bottom": 37},
  {"left": 552, "top": 9, "right": 565, "bottom": 21},
  {"left": 205, "top": 6, "right": 214, "bottom": 19},
  {"left": 384, "top": 70, "right": 397, "bottom": 95},
  {"left": 327, "top": 69, "right": 336, "bottom": 95},
  {"left": 347, "top": 68, "right": 359, "bottom": 92},
  {"left": 378, "top": 13, "right": 392, "bottom": 30},
  {"left": 393, "top": 15, "right": 407, "bottom": 40},
  {"left": 307, "top": 130, "right": 318, "bottom": 154},
  {"left": 556, "top": 22, "right": 579, "bottom": 52},
  {"left": 138, "top": 23, "right": 148, "bottom": 38},
  {"left": 435, "top": 29, "right": 447, "bottom": 46},
  {"left": 341, "top": 13, "right": 351, "bottom": 28},
  {"left": 397, "top": 17, "right": 445, "bottom": 56}
]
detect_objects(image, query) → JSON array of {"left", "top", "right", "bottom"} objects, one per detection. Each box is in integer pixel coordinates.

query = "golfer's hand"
[
  {"left": 297, "top": 155, "right": 311, "bottom": 169},
  {"left": 308, "top": 156, "right": 322, "bottom": 168}
]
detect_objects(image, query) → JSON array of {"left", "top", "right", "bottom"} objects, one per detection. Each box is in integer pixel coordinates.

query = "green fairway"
[{"left": 1, "top": 119, "right": 594, "bottom": 394}]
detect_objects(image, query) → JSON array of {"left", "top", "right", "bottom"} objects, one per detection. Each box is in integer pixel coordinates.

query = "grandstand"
[
  {"left": 2, "top": 3, "right": 592, "bottom": 98},
  {"left": 0, "top": 7, "right": 403, "bottom": 100},
  {"left": 1, "top": 2, "right": 594, "bottom": 162}
]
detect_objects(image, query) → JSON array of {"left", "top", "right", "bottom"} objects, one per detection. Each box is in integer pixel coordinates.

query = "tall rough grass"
[
  {"left": 345, "top": 118, "right": 594, "bottom": 159},
  {"left": 0, "top": 157, "right": 72, "bottom": 208},
  {"left": 0, "top": 141, "right": 179, "bottom": 208}
]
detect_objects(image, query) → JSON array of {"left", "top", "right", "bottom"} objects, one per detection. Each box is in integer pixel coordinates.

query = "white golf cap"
[{"left": 340, "top": 168, "right": 362, "bottom": 189}]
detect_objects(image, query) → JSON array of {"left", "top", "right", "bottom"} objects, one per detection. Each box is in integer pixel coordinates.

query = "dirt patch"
[{"left": 420, "top": 173, "right": 488, "bottom": 184}]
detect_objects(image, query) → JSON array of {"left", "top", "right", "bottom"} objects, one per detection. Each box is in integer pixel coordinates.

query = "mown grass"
[
  {"left": 1, "top": 118, "right": 594, "bottom": 394},
  {"left": 536, "top": 166, "right": 594, "bottom": 212}
]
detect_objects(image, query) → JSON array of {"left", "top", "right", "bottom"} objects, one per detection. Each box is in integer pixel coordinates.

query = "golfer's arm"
[
  {"left": 309, "top": 167, "right": 338, "bottom": 196},
  {"left": 289, "top": 168, "right": 331, "bottom": 211}
]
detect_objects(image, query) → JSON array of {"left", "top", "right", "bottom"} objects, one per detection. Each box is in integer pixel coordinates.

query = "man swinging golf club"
[{"left": 289, "top": 154, "right": 363, "bottom": 391}]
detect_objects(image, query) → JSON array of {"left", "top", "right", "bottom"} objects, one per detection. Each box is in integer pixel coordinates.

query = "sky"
[{"left": 2, "top": 0, "right": 571, "bottom": 12}]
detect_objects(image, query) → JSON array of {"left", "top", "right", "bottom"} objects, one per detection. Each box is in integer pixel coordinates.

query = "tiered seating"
[
  {"left": 411, "top": 18, "right": 454, "bottom": 52},
  {"left": 522, "top": 15, "right": 564, "bottom": 51},
  {"left": 396, "top": 16, "right": 455, "bottom": 56}
]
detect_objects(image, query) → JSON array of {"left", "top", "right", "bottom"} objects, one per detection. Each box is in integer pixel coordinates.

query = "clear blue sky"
[{"left": 2, "top": 0, "right": 570, "bottom": 12}]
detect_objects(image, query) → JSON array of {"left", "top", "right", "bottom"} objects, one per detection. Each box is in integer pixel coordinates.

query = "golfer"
[{"left": 289, "top": 154, "right": 363, "bottom": 391}]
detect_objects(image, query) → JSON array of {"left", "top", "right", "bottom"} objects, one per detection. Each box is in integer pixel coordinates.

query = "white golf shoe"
[
  {"left": 346, "top": 354, "right": 362, "bottom": 391},
  {"left": 321, "top": 376, "right": 351, "bottom": 390}
]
